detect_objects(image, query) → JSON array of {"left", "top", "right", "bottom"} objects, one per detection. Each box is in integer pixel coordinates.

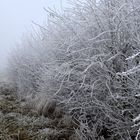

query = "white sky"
[{"left": 0, "top": 0, "right": 67, "bottom": 71}]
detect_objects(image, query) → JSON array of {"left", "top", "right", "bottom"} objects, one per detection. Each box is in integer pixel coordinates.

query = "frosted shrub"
[{"left": 8, "top": 0, "right": 140, "bottom": 139}]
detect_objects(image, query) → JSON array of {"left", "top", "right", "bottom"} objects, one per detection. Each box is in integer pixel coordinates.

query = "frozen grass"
[{"left": 0, "top": 82, "right": 80, "bottom": 140}]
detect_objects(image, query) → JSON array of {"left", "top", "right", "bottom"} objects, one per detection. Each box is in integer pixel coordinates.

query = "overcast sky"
[{"left": 0, "top": 0, "right": 67, "bottom": 71}]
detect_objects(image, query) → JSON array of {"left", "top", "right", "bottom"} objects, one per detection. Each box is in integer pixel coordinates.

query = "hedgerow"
[{"left": 8, "top": 0, "right": 140, "bottom": 139}]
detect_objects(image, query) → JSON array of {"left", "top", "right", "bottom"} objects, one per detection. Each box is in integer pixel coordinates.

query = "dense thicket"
[{"left": 8, "top": 0, "right": 140, "bottom": 139}]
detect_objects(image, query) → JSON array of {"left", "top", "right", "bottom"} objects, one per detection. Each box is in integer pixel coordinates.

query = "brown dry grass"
[{"left": 0, "top": 82, "right": 80, "bottom": 140}]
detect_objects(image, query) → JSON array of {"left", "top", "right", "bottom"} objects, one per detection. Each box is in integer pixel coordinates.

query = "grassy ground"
[{"left": 0, "top": 82, "right": 79, "bottom": 140}]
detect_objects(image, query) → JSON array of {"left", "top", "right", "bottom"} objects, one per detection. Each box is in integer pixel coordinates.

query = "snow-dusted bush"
[
  {"left": 8, "top": 0, "right": 140, "bottom": 139},
  {"left": 8, "top": 35, "right": 45, "bottom": 98}
]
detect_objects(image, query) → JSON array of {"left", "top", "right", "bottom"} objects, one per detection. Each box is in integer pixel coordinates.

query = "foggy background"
[{"left": 0, "top": 0, "right": 67, "bottom": 71}]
